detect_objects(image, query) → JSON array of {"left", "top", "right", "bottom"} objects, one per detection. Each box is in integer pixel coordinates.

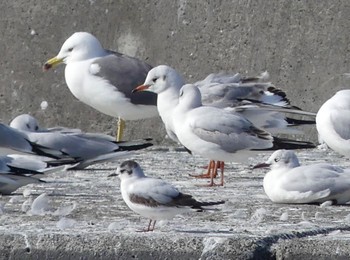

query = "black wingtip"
[
  {"left": 286, "top": 117, "right": 316, "bottom": 126},
  {"left": 270, "top": 137, "right": 316, "bottom": 150}
]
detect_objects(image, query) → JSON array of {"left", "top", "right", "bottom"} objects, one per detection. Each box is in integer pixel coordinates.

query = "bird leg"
[
  {"left": 150, "top": 220, "right": 157, "bottom": 231},
  {"left": 204, "top": 161, "right": 225, "bottom": 187},
  {"left": 137, "top": 219, "right": 156, "bottom": 232},
  {"left": 116, "top": 117, "right": 125, "bottom": 141},
  {"left": 189, "top": 160, "right": 217, "bottom": 178}
]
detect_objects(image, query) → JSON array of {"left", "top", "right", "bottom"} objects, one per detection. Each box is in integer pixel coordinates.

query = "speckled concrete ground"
[{"left": 1, "top": 147, "right": 350, "bottom": 259}]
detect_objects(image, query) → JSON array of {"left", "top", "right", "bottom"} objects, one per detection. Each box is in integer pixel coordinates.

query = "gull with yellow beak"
[{"left": 43, "top": 32, "right": 158, "bottom": 141}]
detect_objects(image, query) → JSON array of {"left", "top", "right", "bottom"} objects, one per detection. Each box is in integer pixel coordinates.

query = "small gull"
[
  {"left": 316, "top": 90, "right": 350, "bottom": 157},
  {"left": 117, "top": 160, "right": 225, "bottom": 232},
  {"left": 170, "top": 84, "right": 315, "bottom": 186},
  {"left": 253, "top": 150, "right": 350, "bottom": 204},
  {"left": 43, "top": 32, "right": 158, "bottom": 141},
  {"left": 133, "top": 65, "right": 315, "bottom": 184},
  {"left": 9, "top": 114, "right": 153, "bottom": 169}
]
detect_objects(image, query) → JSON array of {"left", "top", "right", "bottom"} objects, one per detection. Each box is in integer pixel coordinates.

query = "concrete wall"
[{"left": 0, "top": 0, "right": 349, "bottom": 143}]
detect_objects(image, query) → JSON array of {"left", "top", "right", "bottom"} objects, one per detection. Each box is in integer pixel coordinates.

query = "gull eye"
[
  {"left": 179, "top": 89, "right": 184, "bottom": 97},
  {"left": 120, "top": 169, "right": 126, "bottom": 173},
  {"left": 152, "top": 77, "right": 158, "bottom": 83},
  {"left": 274, "top": 157, "right": 280, "bottom": 162},
  {"left": 35, "top": 125, "right": 39, "bottom": 131},
  {"left": 68, "top": 47, "right": 73, "bottom": 52}
]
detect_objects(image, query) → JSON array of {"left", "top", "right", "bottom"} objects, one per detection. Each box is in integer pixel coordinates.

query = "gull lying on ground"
[
  {"left": 43, "top": 32, "right": 158, "bottom": 141},
  {"left": 254, "top": 150, "right": 350, "bottom": 204},
  {"left": 0, "top": 123, "right": 65, "bottom": 157},
  {"left": 117, "top": 160, "right": 225, "bottom": 232},
  {"left": 316, "top": 90, "right": 350, "bottom": 157},
  {"left": 9, "top": 114, "right": 153, "bottom": 169},
  {"left": 0, "top": 154, "right": 67, "bottom": 195}
]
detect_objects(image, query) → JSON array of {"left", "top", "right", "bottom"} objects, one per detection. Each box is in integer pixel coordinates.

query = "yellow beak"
[{"left": 42, "top": 56, "right": 64, "bottom": 71}]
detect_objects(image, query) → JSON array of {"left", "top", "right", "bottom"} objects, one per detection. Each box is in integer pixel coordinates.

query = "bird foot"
[{"left": 189, "top": 172, "right": 217, "bottom": 178}]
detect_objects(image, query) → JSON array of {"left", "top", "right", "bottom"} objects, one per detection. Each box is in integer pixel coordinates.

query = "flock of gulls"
[{"left": 1, "top": 31, "right": 350, "bottom": 232}]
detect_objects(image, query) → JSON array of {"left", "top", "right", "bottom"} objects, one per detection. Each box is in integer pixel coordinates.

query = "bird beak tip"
[{"left": 132, "top": 85, "right": 149, "bottom": 93}]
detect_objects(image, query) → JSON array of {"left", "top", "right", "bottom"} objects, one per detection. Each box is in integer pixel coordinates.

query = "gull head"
[
  {"left": 253, "top": 149, "right": 300, "bottom": 170},
  {"left": 43, "top": 32, "right": 105, "bottom": 70},
  {"left": 10, "top": 114, "right": 40, "bottom": 132},
  {"left": 132, "top": 65, "right": 185, "bottom": 95},
  {"left": 117, "top": 160, "right": 146, "bottom": 181},
  {"left": 178, "top": 84, "right": 202, "bottom": 109}
]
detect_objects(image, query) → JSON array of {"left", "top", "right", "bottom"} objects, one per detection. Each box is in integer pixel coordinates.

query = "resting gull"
[
  {"left": 9, "top": 114, "right": 153, "bottom": 169},
  {"left": 254, "top": 150, "right": 350, "bottom": 204}
]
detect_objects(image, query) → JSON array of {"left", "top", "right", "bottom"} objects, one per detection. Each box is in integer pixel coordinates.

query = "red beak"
[{"left": 132, "top": 85, "right": 150, "bottom": 93}]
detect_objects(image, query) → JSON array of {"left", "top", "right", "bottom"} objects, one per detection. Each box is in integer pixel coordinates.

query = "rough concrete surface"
[
  {"left": 1, "top": 147, "right": 350, "bottom": 259},
  {"left": 0, "top": 1, "right": 350, "bottom": 259},
  {"left": 0, "top": 1, "right": 349, "bottom": 143}
]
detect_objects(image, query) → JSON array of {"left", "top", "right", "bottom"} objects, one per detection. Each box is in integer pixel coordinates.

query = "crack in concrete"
[{"left": 251, "top": 225, "right": 350, "bottom": 259}]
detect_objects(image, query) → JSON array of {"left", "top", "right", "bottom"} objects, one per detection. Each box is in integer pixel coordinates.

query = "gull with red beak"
[
  {"left": 133, "top": 65, "right": 315, "bottom": 185},
  {"left": 43, "top": 32, "right": 158, "bottom": 141}
]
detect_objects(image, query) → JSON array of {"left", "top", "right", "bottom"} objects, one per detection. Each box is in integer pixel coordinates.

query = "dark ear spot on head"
[
  {"left": 162, "top": 75, "right": 166, "bottom": 80},
  {"left": 26, "top": 123, "right": 30, "bottom": 129}
]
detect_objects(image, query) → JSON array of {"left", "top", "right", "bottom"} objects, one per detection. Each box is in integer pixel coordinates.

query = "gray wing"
[
  {"left": 330, "top": 109, "right": 350, "bottom": 140},
  {"left": 199, "top": 81, "right": 291, "bottom": 109},
  {"left": 91, "top": 52, "right": 157, "bottom": 106},
  {"left": 128, "top": 178, "right": 180, "bottom": 206},
  {"left": 189, "top": 108, "right": 273, "bottom": 153},
  {"left": 281, "top": 164, "right": 350, "bottom": 196},
  {"left": 25, "top": 131, "right": 120, "bottom": 159}
]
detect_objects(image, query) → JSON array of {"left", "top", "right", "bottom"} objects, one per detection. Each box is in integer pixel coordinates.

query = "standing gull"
[
  {"left": 253, "top": 150, "right": 350, "bottom": 204},
  {"left": 117, "top": 160, "right": 225, "bottom": 232},
  {"left": 133, "top": 65, "right": 315, "bottom": 182},
  {"left": 43, "top": 32, "right": 158, "bottom": 141},
  {"left": 316, "top": 90, "right": 350, "bottom": 157},
  {"left": 170, "top": 84, "right": 315, "bottom": 186}
]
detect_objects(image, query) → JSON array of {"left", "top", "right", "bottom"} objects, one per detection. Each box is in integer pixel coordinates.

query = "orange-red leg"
[
  {"left": 199, "top": 161, "right": 225, "bottom": 187},
  {"left": 209, "top": 161, "right": 225, "bottom": 186},
  {"left": 189, "top": 160, "right": 218, "bottom": 178}
]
